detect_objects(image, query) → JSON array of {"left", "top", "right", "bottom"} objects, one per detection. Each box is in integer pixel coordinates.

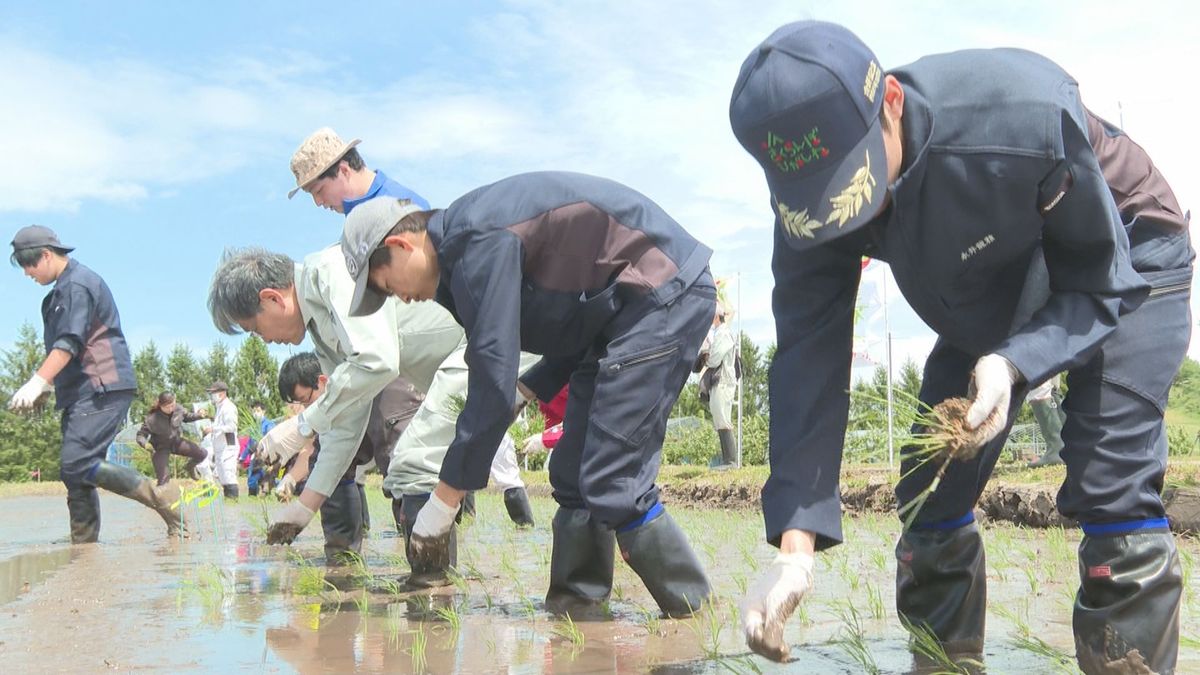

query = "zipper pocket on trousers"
[
  {"left": 1148, "top": 282, "right": 1190, "bottom": 298},
  {"left": 608, "top": 345, "right": 678, "bottom": 374}
]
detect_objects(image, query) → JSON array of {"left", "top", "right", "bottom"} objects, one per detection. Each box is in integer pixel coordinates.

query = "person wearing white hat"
[{"left": 698, "top": 298, "right": 739, "bottom": 468}]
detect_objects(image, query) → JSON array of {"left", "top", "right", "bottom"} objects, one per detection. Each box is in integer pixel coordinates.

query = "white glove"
[
  {"left": 740, "top": 552, "right": 814, "bottom": 662},
  {"left": 965, "top": 354, "right": 1020, "bottom": 447},
  {"left": 410, "top": 491, "right": 459, "bottom": 564},
  {"left": 275, "top": 473, "right": 298, "bottom": 501},
  {"left": 8, "top": 373, "right": 51, "bottom": 411},
  {"left": 266, "top": 501, "right": 315, "bottom": 545},
  {"left": 256, "top": 416, "right": 310, "bottom": 467}
]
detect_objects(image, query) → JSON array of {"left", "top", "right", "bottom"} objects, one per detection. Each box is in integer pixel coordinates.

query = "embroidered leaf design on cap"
[
  {"left": 776, "top": 199, "right": 824, "bottom": 239},
  {"left": 826, "top": 150, "right": 876, "bottom": 227}
]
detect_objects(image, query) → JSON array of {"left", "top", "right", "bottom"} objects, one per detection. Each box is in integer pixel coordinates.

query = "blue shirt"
[
  {"left": 342, "top": 170, "right": 429, "bottom": 214},
  {"left": 41, "top": 259, "right": 136, "bottom": 410}
]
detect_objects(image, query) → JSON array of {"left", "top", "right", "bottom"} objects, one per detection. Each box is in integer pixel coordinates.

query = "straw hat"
[{"left": 287, "top": 127, "right": 362, "bottom": 199}]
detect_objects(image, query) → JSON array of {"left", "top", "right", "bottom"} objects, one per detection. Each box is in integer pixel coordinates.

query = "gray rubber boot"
[
  {"left": 616, "top": 508, "right": 712, "bottom": 618},
  {"left": 716, "top": 429, "right": 737, "bottom": 468},
  {"left": 1074, "top": 531, "right": 1181, "bottom": 675},
  {"left": 320, "top": 481, "right": 365, "bottom": 566},
  {"left": 398, "top": 493, "right": 457, "bottom": 589},
  {"left": 896, "top": 522, "right": 987, "bottom": 657},
  {"left": 66, "top": 485, "right": 101, "bottom": 544},
  {"left": 91, "top": 461, "right": 184, "bottom": 537},
  {"left": 504, "top": 487, "right": 536, "bottom": 528},
  {"left": 546, "top": 507, "right": 615, "bottom": 616}
]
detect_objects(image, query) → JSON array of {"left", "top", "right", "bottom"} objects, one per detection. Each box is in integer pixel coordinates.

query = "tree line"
[{"left": 0, "top": 322, "right": 285, "bottom": 481}]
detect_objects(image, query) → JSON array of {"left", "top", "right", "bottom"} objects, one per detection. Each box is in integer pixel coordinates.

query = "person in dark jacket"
[
  {"left": 728, "top": 21, "right": 1192, "bottom": 672},
  {"left": 136, "top": 391, "right": 210, "bottom": 485},
  {"left": 340, "top": 172, "right": 718, "bottom": 618},
  {"left": 9, "top": 225, "right": 184, "bottom": 542}
]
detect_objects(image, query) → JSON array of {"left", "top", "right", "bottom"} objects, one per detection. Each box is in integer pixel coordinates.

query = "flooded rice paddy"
[{"left": 0, "top": 486, "right": 1196, "bottom": 673}]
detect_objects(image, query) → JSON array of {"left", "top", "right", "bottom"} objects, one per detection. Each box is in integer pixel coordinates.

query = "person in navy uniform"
[
  {"left": 728, "top": 22, "right": 1191, "bottom": 672},
  {"left": 339, "top": 174, "right": 718, "bottom": 618},
  {"left": 9, "top": 225, "right": 185, "bottom": 542}
]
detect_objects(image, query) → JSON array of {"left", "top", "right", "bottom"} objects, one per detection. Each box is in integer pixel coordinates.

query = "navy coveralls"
[
  {"left": 42, "top": 259, "right": 137, "bottom": 487},
  {"left": 428, "top": 171, "right": 715, "bottom": 529},
  {"left": 765, "top": 49, "right": 1192, "bottom": 548}
]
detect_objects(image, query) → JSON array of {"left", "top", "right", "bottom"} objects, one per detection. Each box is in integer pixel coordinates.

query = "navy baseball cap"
[{"left": 729, "top": 21, "right": 888, "bottom": 251}]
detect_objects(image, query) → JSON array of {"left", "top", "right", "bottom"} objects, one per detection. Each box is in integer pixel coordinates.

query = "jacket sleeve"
[
  {"left": 135, "top": 422, "right": 150, "bottom": 447},
  {"left": 763, "top": 229, "right": 861, "bottom": 550},
  {"left": 50, "top": 284, "right": 93, "bottom": 357},
  {"left": 301, "top": 263, "right": 403, "bottom": 497},
  {"left": 993, "top": 109, "right": 1150, "bottom": 386},
  {"left": 438, "top": 232, "right": 525, "bottom": 490}
]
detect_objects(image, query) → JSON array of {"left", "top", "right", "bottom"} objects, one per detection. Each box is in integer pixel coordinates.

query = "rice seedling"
[
  {"left": 409, "top": 624, "right": 428, "bottom": 672},
  {"left": 864, "top": 582, "right": 886, "bottom": 620},
  {"left": 1009, "top": 631, "right": 1075, "bottom": 670},
  {"left": 433, "top": 602, "right": 463, "bottom": 632},
  {"left": 293, "top": 566, "right": 327, "bottom": 597},
  {"left": 520, "top": 593, "right": 537, "bottom": 620},
  {"left": 685, "top": 601, "right": 725, "bottom": 660},
  {"left": 551, "top": 613, "right": 586, "bottom": 651},
  {"left": 1181, "top": 633, "right": 1200, "bottom": 650},
  {"left": 1021, "top": 564, "right": 1041, "bottom": 596},
  {"left": 716, "top": 655, "right": 763, "bottom": 675},
  {"left": 731, "top": 572, "right": 748, "bottom": 597},
  {"left": 833, "top": 601, "right": 879, "bottom": 674},
  {"left": 637, "top": 604, "right": 662, "bottom": 636},
  {"left": 869, "top": 549, "right": 888, "bottom": 573},
  {"left": 899, "top": 613, "right": 981, "bottom": 673},
  {"left": 739, "top": 543, "right": 760, "bottom": 572}
]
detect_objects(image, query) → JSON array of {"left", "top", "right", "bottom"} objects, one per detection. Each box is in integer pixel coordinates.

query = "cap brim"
[
  {"left": 767, "top": 118, "right": 888, "bottom": 251},
  {"left": 287, "top": 138, "right": 363, "bottom": 200},
  {"left": 348, "top": 264, "right": 388, "bottom": 317}
]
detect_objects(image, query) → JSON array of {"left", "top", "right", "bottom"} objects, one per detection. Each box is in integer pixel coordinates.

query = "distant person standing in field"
[
  {"left": 136, "top": 391, "right": 210, "bottom": 484},
  {"left": 246, "top": 400, "right": 277, "bottom": 495},
  {"left": 9, "top": 225, "right": 183, "bottom": 542},
  {"left": 207, "top": 380, "right": 240, "bottom": 499},
  {"left": 698, "top": 298, "right": 739, "bottom": 469},
  {"left": 1027, "top": 374, "right": 1066, "bottom": 467}
]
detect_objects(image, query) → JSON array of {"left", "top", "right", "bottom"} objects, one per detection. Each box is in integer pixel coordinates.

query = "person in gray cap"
[
  {"left": 340, "top": 174, "right": 717, "bottom": 620},
  {"left": 728, "top": 21, "right": 1191, "bottom": 671},
  {"left": 9, "top": 225, "right": 184, "bottom": 542},
  {"left": 206, "top": 380, "right": 240, "bottom": 499}
]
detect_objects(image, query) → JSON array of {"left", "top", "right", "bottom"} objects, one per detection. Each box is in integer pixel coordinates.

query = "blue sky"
[{"left": 3, "top": 0, "right": 1198, "bottom": 377}]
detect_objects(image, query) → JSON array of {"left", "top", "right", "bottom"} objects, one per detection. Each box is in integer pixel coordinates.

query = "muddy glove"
[
  {"left": 256, "top": 416, "right": 309, "bottom": 468},
  {"left": 275, "top": 474, "right": 298, "bottom": 501},
  {"left": 266, "top": 501, "right": 315, "bottom": 545},
  {"left": 965, "top": 354, "right": 1019, "bottom": 447},
  {"left": 740, "top": 551, "right": 814, "bottom": 662},
  {"left": 410, "top": 491, "right": 458, "bottom": 567},
  {"left": 8, "top": 373, "right": 51, "bottom": 411}
]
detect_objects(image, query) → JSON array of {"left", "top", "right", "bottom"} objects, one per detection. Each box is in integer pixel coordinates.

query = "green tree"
[
  {"left": 131, "top": 342, "right": 167, "bottom": 420},
  {"left": 202, "top": 341, "right": 233, "bottom": 388},
  {"left": 738, "top": 332, "right": 769, "bottom": 417},
  {"left": 0, "top": 323, "right": 62, "bottom": 481},
  {"left": 166, "top": 343, "right": 207, "bottom": 408},
  {"left": 230, "top": 335, "right": 284, "bottom": 419}
]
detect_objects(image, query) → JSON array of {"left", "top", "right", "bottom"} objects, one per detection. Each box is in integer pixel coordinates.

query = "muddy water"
[{"left": 0, "top": 489, "right": 1196, "bottom": 673}]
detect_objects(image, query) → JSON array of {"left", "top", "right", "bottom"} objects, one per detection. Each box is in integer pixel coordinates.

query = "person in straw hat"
[{"left": 287, "top": 127, "right": 428, "bottom": 214}]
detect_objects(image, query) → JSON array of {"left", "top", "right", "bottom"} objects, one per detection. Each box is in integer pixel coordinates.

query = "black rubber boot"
[
  {"left": 183, "top": 459, "right": 201, "bottom": 480},
  {"left": 616, "top": 508, "right": 712, "bottom": 618},
  {"left": 320, "top": 481, "right": 365, "bottom": 566},
  {"left": 222, "top": 483, "right": 239, "bottom": 500},
  {"left": 896, "top": 522, "right": 987, "bottom": 657},
  {"left": 399, "top": 493, "right": 456, "bottom": 588},
  {"left": 1074, "top": 531, "right": 1181, "bottom": 675},
  {"left": 66, "top": 485, "right": 100, "bottom": 544},
  {"left": 503, "top": 487, "right": 536, "bottom": 528},
  {"left": 91, "top": 461, "right": 184, "bottom": 537},
  {"left": 546, "top": 507, "right": 615, "bottom": 617},
  {"left": 715, "top": 429, "right": 737, "bottom": 468},
  {"left": 392, "top": 497, "right": 404, "bottom": 535}
]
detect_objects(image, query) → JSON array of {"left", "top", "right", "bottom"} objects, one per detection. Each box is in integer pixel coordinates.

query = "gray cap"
[
  {"left": 341, "top": 197, "right": 424, "bottom": 317},
  {"left": 206, "top": 380, "right": 229, "bottom": 393},
  {"left": 11, "top": 225, "right": 74, "bottom": 253}
]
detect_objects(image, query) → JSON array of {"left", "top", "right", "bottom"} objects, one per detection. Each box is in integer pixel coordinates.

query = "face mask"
[
  {"left": 252, "top": 411, "right": 264, "bottom": 421},
  {"left": 210, "top": 394, "right": 222, "bottom": 405}
]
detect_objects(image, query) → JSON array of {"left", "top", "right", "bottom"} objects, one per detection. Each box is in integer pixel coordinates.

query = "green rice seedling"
[
  {"left": 731, "top": 572, "right": 749, "bottom": 597},
  {"left": 637, "top": 604, "right": 662, "bottom": 636},
  {"left": 409, "top": 624, "right": 428, "bottom": 672},
  {"left": 685, "top": 601, "right": 725, "bottom": 660},
  {"left": 385, "top": 603, "right": 405, "bottom": 650},
  {"left": 520, "top": 594, "right": 537, "bottom": 620},
  {"left": 1181, "top": 633, "right": 1200, "bottom": 650},
  {"left": 869, "top": 549, "right": 888, "bottom": 573},
  {"left": 833, "top": 601, "right": 879, "bottom": 674},
  {"left": 865, "top": 582, "right": 886, "bottom": 620},
  {"left": 1010, "top": 632, "right": 1075, "bottom": 671},
  {"left": 354, "top": 588, "right": 371, "bottom": 615},
  {"left": 899, "top": 614, "right": 981, "bottom": 673},
  {"left": 716, "top": 655, "right": 764, "bottom": 675},
  {"left": 433, "top": 603, "right": 462, "bottom": 632},
  {"left": 445, "top": 567, "right": 471, "bottom": 596},
  {"left": 795, "top": 599, "right": 812, "bottom": 626},
  {"left": 739, "top": 544, "right": 760, "bottom": 572},
  {"left": 293, "top": 566, "right": 327, "bottom": 597},
  {"left": 551, "top": 613, "right": 586, "bottom": 651},
  {"left": 611, "top": 582, "right": 626, "bottom": 602}
]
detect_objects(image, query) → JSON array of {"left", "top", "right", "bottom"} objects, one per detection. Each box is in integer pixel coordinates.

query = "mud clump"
[
  {"left": 928, "top": 397, "right": 996, "bottom": 462},
  {"left": 266, "top": 522, "right": 305, "bottom": 545}
]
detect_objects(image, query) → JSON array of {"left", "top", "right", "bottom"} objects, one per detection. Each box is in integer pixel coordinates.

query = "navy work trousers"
[
  {"left": 548, "top": 271, "right": 716, "bottom": 530},
  {"left": 59, "top": 390, "right": 135, "bottom": 488}
]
